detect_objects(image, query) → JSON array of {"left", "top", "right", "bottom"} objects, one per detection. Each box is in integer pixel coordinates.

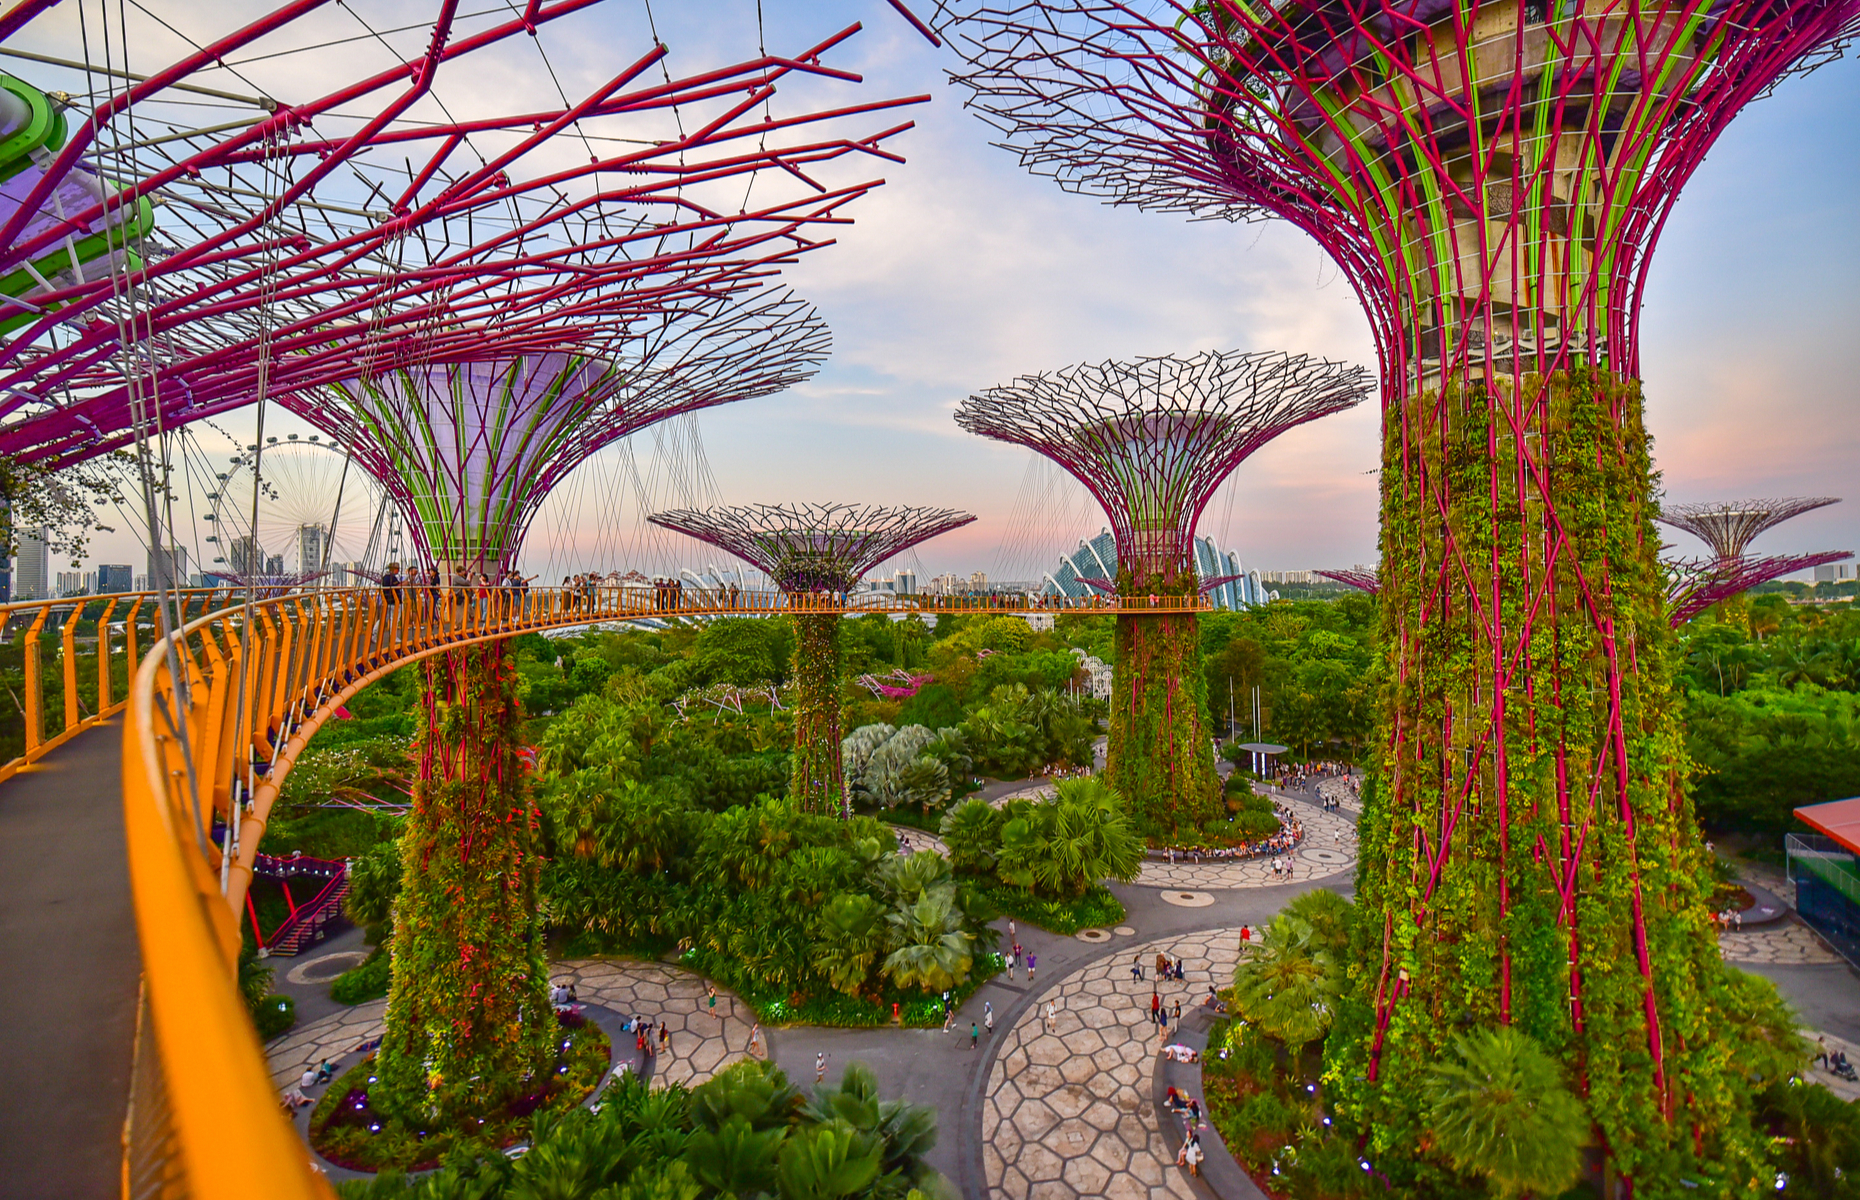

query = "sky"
[{"left": 46, "top": 0, "right": 1860, "bottom": 586}]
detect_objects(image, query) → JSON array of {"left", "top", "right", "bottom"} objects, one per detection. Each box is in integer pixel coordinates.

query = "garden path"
[
  {"left": 980, "top": 927, "right": 1244, "bottom": 1200},
  {"left": 888, "top": 825, "right": 950, "bottom": 857},
  {"left": 267, "top": 959, "right": 755, "bottom": 1093},
  {"left": 1719, "top": 921, "right": 1843, "bottom": 966}
]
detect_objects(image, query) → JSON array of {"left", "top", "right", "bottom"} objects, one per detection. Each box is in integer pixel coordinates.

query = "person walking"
[
  {"left": 942, "top": 992, "right": 955, "bottom": 1032},
  {"left": 984, "top": 1000, "right": 995, "bottom": 1032},
  {"left": 659, "top": 1024, "right": 670, "bottom": 1056},
  {"left": 748, "top": 1022, "right": 762, "bottom": 1058},
  {"left": 971, "top": 1021, "right": 980, "bottom": 1051},
  {"left": 1007, "top": 918, "right": 1017, "bottom": 944},
  {"left": 816, "top": 1052, "right": 828, "bottom": 1083},
  {"left": 1026, "top": 952, "right": 1036, "bottom": 983},
  {"left": 1044, "top": 999, "right": 1056, "bottom": 1033},
  {"left": 1158, "top": 1006, "right": 1170, "bottom": 1040},
  {"left": 1183, "top": 1132, "right": 1204, "bottom": 1177},
  {"left": 1151, "top": 990, "right": 1161, "bottom": 1023},
  {"left": 1133, "top": 955, "right": 1145, "bottom": 982},
  {"left": 1008, "top": 945, "right": 1018, "bottom": 982},
  {"left": 1173, "top": 998, "right": 1182, "bottom": 1022}
]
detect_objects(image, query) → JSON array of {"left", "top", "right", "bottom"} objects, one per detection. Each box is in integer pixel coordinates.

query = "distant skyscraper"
[
  {"left": 97, "top": 564, "right": 133, "bottom": 593},
  {"left": 297, "top": 523, "right": 325, "bottom": 574},
  {"left": 265, "top": 553, "right": 285, "bottom": 576},
  {"left": 15, "top": 527, "right": 49, "bottom": 600},
  {"left": 228, "top": 535, "right": 258, "bottom": 576},
  {"left": 148, "top": 544, "right": 188, "bottom": 590},
  {"left": 893, "top": 569, "right": 917, "bottom": 595},
  {"left": 56, "top": 570, "right": 83, "bottom": 597},
  {"left": 968, "top": 571, "right": 987, "bottom": 592}
]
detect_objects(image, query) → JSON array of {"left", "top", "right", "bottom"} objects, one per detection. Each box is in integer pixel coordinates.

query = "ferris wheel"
[{"left": 202, "top": 435, "right": 396, "bottom": 585}]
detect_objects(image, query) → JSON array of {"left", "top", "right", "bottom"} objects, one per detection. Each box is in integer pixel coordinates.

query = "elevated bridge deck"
[{"left": 0, "top": 583, "right": 1208, "bottom": 1199}]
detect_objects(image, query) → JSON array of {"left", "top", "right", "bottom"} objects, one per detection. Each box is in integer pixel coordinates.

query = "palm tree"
[
  {"left": 1420, "top": 1025, "right": 1589, "bottom": 1198},
  {"left": 775, "top": 1120, "right": 882, "bottom": 1200},
  {"left": 812, "top": 893, "right": 887, "bottom": 996},
  {"left": 881, "top": 889, "right": 973, "bottom": 992},
  {"left": 1229, "top": 914, "right": 1335, "bottom": 1056},
  {"left": 995, "top": 777, "right": 1144, "bottom": 899},
  {"left": 804, "top": 1061, "right": 940, "bottom": 1190},
  {"left": 938, "top": 798, "right": 1003, "bottom": 875}
]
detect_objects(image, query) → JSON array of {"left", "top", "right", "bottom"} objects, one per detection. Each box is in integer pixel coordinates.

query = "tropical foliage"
[
  {"left": 335, "top": 1059, "right": 942, "bottom": 1200},
  {"left": 1419, "top": 1026, "right": 1588, "bottom": 1198},
  {"left": 842, "top": 724, "right": 948, "bottom": 811},
  {"left": 941, "top": 778, "right": 1144, "bottom": 901}
]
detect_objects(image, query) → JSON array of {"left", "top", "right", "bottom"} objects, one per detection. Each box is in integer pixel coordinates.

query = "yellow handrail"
[{"left": 117, "top": 582, "right": 1208, "bottom": 1195}]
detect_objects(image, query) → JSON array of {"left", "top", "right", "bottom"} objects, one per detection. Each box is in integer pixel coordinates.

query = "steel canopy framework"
[
  {"left": 294, "top": 291, "right": 831, "bottom": 571},
  {"left": 648, "top": 502, "right": 975, "bottom": 813},
  {"left": 956, "top": 349, "right": 1368, "bottom": 834},
  {"left": 940, "top": 0, "right": 1860, "bottom": 1180},
  {"left": 956, "top": 350, "right": 1370, "bottom": 579},
  {"left": 1659, "top": 497, "right": 1850, "bottom": 624},
  {"left": 0, "top": 3, "right": 925, "bottom": 467},
  {"left": 1658, "top": 497, "right": 1841, "bottom": 561}
]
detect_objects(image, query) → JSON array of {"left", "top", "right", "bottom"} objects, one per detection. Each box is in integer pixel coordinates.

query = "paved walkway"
[
  {"left": 1720, "top": 922, "right": 1844, "bottom": 966},
  {"left": 0, "top": 722, "right": 139, "bottom": 1200},
  {"left": 268, "top": 959, "right": 756, "bottom": 1093},
  {"left": 1135, "top": 798, "right": 1356, "bottom": 890},
  {"left": 980, "top": 928, "right": 1243, "bottom": 1200}
]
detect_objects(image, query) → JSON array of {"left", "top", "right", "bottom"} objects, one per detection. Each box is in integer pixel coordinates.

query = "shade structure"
[
  {"left": 957, "top": 349, "right": 1367, "bottom": 835},
  {"left": 294, "top": 290, "right": 830, "bottom": 571},
  {"left": 1658, "top": 498, "right": 1841, "bottom": 561},
  {"left": 0, "top": 8, "right": 922, "bottom": 468},
  {"left": 648, "top": 502, "right": 975, "bottom": 814},
  {"left": 957, "top": 350, "right": 1371, "bottom": 581}
]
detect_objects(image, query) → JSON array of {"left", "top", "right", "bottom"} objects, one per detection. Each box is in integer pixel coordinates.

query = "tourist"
[
  {"left": 659, "top": 1024, "right": 670, "bottom": 1055},
  {"left": 1151, "top": 991, "right": 1161, "bottom": 1023},
  {"left": 1008, "top": 918, "right": 1017, "bottom": 943},
  {"left": 1189, "top": 1096, "right": 1201, "bottom": 1124},
  {"left": 1161, "top": 1043, "right": 1200, "bottom": 1064},
  {"left": 1182, "top": 1133, "right": 1204, "bottom": 1177},
  {"left": 1164, "top": 1086, "right": 1187, "bottom": 1111},
  {"left": 971, "top": 1021, "right": 980, "bottom": 1050},
  {"left": 1173, "top": 998, "right": 1182, "bottom": 1021},
  {"left": 314, "top": 1060, "right": 335, "bottom": 1085},
  {"left": 282, "top": 1085, "right": 311, "bottom": 1111},
  {"left": 816, "top": 1052, "right": 828, "bottom": 1082},
  {"left": 299, "top": 1065, "right": 319, "bottom": 1093},
  {"left": 707, "top": 983, "right": 719, "bottom": 1017},
  {"left": 985, "top": 1000, "right": 995, "bottom": 1032},
  {"left": 1044, "top": 1000, "right": 1057, "bottom": 1033},
  {"left": 1132, "top": 955, "right": 1145, "bottom": 982},
  {"left": 1026, "top": 952, "right": 1036, "bottom": 982},
  {"left": 748, "top": 1022, "right": 761, "bottom": 1057},
  {"left": 1158, "top": 1006, "right": 1170, "bottom": 1039}
]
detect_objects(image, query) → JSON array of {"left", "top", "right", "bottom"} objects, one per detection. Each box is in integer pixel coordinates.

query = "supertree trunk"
[
  {"left": 1107, "top": 571, "right": 1219, "bottom": 837},
  {"left": 378, "top": 639, "right": 554, "bottom": 1122},
  {"left": 1343, "top": 368, "right": 1751, "bottom": 1182},
  {"left": 790, "top": 610, "right": 845, "bottom": 815}
]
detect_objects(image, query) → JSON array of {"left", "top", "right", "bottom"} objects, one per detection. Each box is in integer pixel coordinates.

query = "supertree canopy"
[
  {"left": 1315, "top": 567, "right": 1378, "bottom": 595},
  {"left": 957, "top": 350, "right": 1369, "bottom": 833},
  {"left": 649, "top": 502, "right": 975, "bottom": 812},
  {"left": 1659, "top": 497, "right": 1840, "bottom": 561},
  {"left": 1660, "top": 497, "right": 1849, "bottom": 625},
  {"left": 943, "top": 0, "right": 1860, "bottom": 1184},
  {"left": 294, "top": 291, "right": 829, "bottom": 574},
  {"left": 0, "top": 5, "right": 923, "bottom": 468}
]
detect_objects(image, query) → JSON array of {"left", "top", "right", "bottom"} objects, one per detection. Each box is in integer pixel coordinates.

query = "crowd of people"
[{"left": 1156, "top": 805, "right": 1304, "bottom": 865}]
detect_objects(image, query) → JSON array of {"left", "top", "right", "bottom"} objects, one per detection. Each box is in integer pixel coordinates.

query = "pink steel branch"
[
  {"left": 941, "top": 0, "right": 1860, "bottom": 1109},
  {"left": 1, "top": 5, "right": 925, "bottom": 466}
]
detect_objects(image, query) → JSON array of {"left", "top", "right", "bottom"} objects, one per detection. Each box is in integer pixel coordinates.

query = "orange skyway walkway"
[{"left": 0, "top": 582, "right": 1202, "bottom": 1199}]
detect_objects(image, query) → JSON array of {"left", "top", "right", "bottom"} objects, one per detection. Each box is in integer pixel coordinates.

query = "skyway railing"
[{"left": 117, "top": 583, "right": 1209, "bottom": 1197}]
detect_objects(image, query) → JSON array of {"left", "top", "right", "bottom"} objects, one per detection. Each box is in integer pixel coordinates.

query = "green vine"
[
  {"left": 1332, "top": 368, "right": 1779, "bottom": 1193},
  {"left": 1106, "top": 565, "right": 1220, "bottom": 837},
  {"left": 790, "top": 611, "right": 844, "bottom": 815},
  {"left": 377, "top": 640, "right": 555, "bottom": 1124}
]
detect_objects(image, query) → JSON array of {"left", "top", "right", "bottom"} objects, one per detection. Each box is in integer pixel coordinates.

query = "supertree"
[
  {"left": 941, "top": 0, "right": 1860, "bottom": 1184},
  {"left": 647, "top": 502, "right": 975, "bottom": 813},
  {"left": 0, "top": 7, "right": 924, "bottom": 468},
  {"left": 1316, "top": 567, "right": 1379, "bottom": 595},
  {"left": 956, "top": 350, "right": 1368, "bottom": 834},
  {"left": 274, "top": 290, "right": 832, "bottom": 1124},
  {"left": 1658, "top": 498, "right": 1849, "bottom": 625}
]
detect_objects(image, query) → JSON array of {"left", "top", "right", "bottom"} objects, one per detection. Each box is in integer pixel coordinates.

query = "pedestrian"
[
  {"left": 1044, "top": 1000, "right": 1056, "bottom": 1033},
  {"left": 942, "top": 992, "right": 955, "bottom": 1032},
  {"left": 985, "top": 1000, "right": 995, "bottom": 1032},
  {"left": 1173, "top": 998, "right": 1182, "bottom": 1021},
  {"left": 1026, "top": 952, "right": 1035, "bottom": 983},
  {"left": 748, "top": 1022, "right": 761, "bottom": 1057},
  {"left": 1189, "top": 1096, "right": 1201, "bottom": 1125},
  {"left": 707, "top": 983, "right": 718, "bottom": 1018},
  {"left": 1152, "top": 991, "right": 1161, "bottom": 1022},
  {"left": 659, "top": 1024, "right": 670, "bottom": 1055},
  {"left": 816, "top": 1052, "right": 827, "bottom": 1083},
  {"left": 1007, "top": 918, "right": 1017, "bottom": 944},
  {"left": 1158, "top": 1007, "right": 1170, "bottom": 1039},
  {"left": 1133, "top": 955, "right": 1145, "bottom": 982},
  {"left": 1183, "top": 1133, "right": 1204, "bottom": 1177},
  {"left": 1241, "top": 925, "right": 1251, "bottom": 946},
  {"left": 893, "top": 1001, "right": 902, "bottom": 1027},
  {"left": 971, "top": 1021, "right": 980, "bottom": 1050},
  {"left": 1008, "top": 945, "right": 1018, "bottom": 982}
]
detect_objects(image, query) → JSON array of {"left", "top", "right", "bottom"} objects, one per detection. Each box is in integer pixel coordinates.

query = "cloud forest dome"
[
  {"left": 939, "top": 0, "right": 1860, "bottom": 390},
  {"left": 957, "top": 350, "right": 1370, "bottom": 580},
  {"left": 293, "top": 289, "right": 829, "bottom": 571},
  {"left": 0, "top": 2, "right": 923, "bottom": 468},
  {"left": 648, "top": 502, "right": 978, "bottom": 593}
]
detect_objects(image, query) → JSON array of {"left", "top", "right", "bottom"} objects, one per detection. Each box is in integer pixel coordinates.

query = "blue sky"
[{"left": 63, "top": 0, "right": 1860, "bottom": 584}]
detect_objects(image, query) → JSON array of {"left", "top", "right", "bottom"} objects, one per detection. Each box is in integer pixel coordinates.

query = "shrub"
[
  {"left": 332, "top": 948, "right": 391, "bottom": 1005},
  {"left": 254, "top": 993, "right": 296, "bottom": 1041}
]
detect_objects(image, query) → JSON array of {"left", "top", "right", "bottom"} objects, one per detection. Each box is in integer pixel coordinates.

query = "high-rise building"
[
  {"left": 893, "top": 569, "right": 917, "bottom": 595},
  {"left": 97, "top": 564, "right": 133, "bottom": 593},
  {"left": 297, "top": 523, "right": 325, "bottom": 574},
  {"left": 227, "top": 535, "right": 258, "bottom": 576},
  {"left": 265, "top": 553, "right": 285, "bottom": 576},
  {"left": 147, "top": 544, "right": 188, "bottom": 589},
  {"left": 56, "top": 570, "right": 84, "bottom": 597},
  {"left": 14, "top": 527, "right": 49, "bottom": 600},
  {"left": 968, "top": 570, "right": 987, "bottom": 592}
]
